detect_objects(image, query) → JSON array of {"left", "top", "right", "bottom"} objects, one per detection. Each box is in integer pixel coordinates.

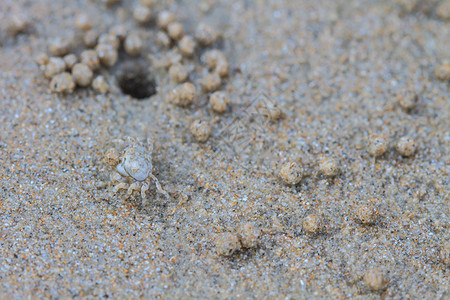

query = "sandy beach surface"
[{"left": 0, "top": 0, "right": 449, "bottom": 298}]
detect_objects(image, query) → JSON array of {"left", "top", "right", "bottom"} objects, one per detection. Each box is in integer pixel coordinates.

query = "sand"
[{"left": 0, "top": 0, "right": 449, "bottom": 298}]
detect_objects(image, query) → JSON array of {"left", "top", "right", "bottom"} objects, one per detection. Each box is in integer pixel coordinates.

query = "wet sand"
[{"left": 0, "top": 0, "right": 449, "bottom": 298}]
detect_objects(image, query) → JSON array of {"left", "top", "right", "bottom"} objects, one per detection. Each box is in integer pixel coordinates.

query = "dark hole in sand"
[{"left": 117, "top": 60, "right": 156, "bottom": 100}]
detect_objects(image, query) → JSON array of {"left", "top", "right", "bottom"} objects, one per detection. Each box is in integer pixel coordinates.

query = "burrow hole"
[{"left": 117, "top": 60, "right": 157, "bottom": 100}]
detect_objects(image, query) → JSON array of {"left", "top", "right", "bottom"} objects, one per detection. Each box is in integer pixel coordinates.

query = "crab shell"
[{"left": 116, "top": 144, "right": 152, "bottom": 181}]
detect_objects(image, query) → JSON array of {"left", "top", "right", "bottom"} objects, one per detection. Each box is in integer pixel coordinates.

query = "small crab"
[{"left": 104, "top": 137, "right": 169, "bottom": 203}]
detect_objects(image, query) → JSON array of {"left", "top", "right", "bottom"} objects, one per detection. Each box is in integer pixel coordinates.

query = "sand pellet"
[
  {"left": 169, "top": 63, "right": 188, "bottom": 83},
  {"left": 74, "top": 13, "right": 92, "bottom": 31},
  {"left": 279, "top": 162, "right": 303, "bottom": 185},
  {"left": 195, "top": 23, "right": 219, "bottom": 46},
  {"left": 96, "top": 43, "right": 118, "bottom": 67},
  {"left": 167, "top": 22, "right": 184, "bottom": 41},
  {"left": 92, "top": 76, "right": 109, "bottom": 94},
  {"left": 209, "top": 91, "right": 230, "bottom": 114},
  {"left": 190, "top": 120, "right": 211, "bottom": 143},
  {"left": 83, "top": 29, "right": 99, "bottom": 48},
  {"left": 133, "top": 5, "right": 152, "bottom": 24},
  {"left": 49, "top": 37, "right": 71, "bottom": 56},
  {"left": 50, "top": 72, "right": 75, "bottom": 93},
  {"left": 124, "top": 33, "right": 143, "bottom": 56},
  {"left": 80, "top": 50, "right": 100, "bottom": 71},
  {"left": 364, "top": 268, "right": 387, "bottom": 291},
  {"left": 157, "top": 10, "right": 175, "bottom": 30},
  {"left": 200, "top": 73, "right": 222, "bottom": 93},
  {"left": 215, "top": 233, "right": 241, "bottom": 256},
  {"left": 72, "top": 63, "right": 93, "bottom": 87},
  {"left": 44, "top": 57, "right": 66, "bottom": 78},
  {"left": 319, "top": 157, "right": 340, "bottom": 177},
  {"left": 237, "top": 223, "right": 261, "bottom": 248},
  {"left": 168, "top": 82, "right": 197, "bottom": 107},
  {"left": 395, "top": 136, "right": 416, "bottom": 157},
  {"left": 368, "top": 136, "right": 389, "bottom": 157},
  {"left": 435, "top": 63, "right": 450, "bottom": 81},
  {"left": 63, "top": 54, "right": 78, "bottom": 70},
  {"left": 178, "top": 35, "right": 196, "bottom": 57},
  {"left": 303, "top": 215, "right": 321, "bottom": 234},
  {"left": 356, "top": 204, "right": 379, "bottom": 224}
]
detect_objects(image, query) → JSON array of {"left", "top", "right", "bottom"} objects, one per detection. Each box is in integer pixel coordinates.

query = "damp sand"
[{"left": 0, "top": 0, "right": 449, "bottom": 298}]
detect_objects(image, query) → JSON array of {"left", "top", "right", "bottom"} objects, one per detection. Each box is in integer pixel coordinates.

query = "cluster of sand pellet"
[{"left": 0, "top": 0, "right": 449, "bottom": 298}]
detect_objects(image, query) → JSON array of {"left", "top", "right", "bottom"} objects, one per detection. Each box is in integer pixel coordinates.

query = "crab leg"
[
  {"left": 127, "top": 182, "right": 142, "bottom": 196},
  {"left": 113, "top": 182, "right": 129, "bottom": 193},
  {"left": 149, "top": 174, "right": 169, "bottom": 199},
  {"left": 141, "top": 180, "right": 150, "bottom": 205}
]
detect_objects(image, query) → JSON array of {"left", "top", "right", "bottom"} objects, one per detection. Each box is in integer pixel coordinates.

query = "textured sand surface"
[{"left": 0, "top": 0, "right": 449, "bottom": 298}]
